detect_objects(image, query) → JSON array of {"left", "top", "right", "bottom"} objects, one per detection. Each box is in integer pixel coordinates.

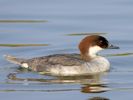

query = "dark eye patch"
[{"left": 97, "top": 36, "right": 109, "bottom": 48}]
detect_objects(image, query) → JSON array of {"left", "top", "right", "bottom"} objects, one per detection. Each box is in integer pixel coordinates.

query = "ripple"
[
  {"left": 105, "top": 52, "right": 133, "bottom": 57},
  {"left": 66, "top": 32, "right": 107, "bottom": 36},
  {"left": 0, "top": 44, "right": 49, "bottom": 47},
  {"left": 0, "top": 88, "right": 79, "bottom": 92},
  {"left": 0, "top": 20, "right": 48, "bottom": 23}
]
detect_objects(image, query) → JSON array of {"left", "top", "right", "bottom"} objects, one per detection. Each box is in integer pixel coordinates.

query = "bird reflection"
[
  {"left": 89, "top": 97, "right": 109, "bottom": 100},
  {"left": 81, "top": 85, "right": 109, "bottom": 93},
  {"left": 7, "top": 72, "right": 106, "bottom": 84},
  {"left": 7, "top": 70, "right": 109, "bottom": 93}
]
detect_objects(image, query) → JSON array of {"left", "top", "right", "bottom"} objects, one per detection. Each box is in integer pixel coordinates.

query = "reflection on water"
[
  {"left": 6, "top": 71, "right": 109, "bottom": 93},
  {"left": 7, "top": 72, "right": 105, "bottom": 84},
  {"left": 89, "top": 97, "right": 109, "bottom": 100},
  {"left": 81, "top": 85, "right": 109, "bottom": 93}
]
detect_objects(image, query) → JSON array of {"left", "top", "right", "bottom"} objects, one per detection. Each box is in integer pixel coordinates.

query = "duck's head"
[{"left": 79, "top": 35, "right": 119, "bottom": 61}]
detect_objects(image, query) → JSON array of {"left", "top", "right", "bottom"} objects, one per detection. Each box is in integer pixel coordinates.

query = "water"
[{"left": 0, "top": 0, "right": 133, "bottom": 100}]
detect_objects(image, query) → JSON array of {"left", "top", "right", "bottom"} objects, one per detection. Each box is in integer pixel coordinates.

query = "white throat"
[{"left": 88, "top": 46, "right": 103, "bottom": 58}]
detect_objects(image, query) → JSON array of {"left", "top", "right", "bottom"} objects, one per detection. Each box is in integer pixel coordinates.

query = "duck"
[{"left": 5, "top": 35, "right": 119, "bottom": 76}]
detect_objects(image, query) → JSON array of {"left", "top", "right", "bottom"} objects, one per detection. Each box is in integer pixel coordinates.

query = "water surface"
[{"left": 0, "top": 0, "right": 133, "bottom": 100}]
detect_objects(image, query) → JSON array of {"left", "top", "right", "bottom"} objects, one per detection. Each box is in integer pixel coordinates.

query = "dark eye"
[
  {"left": 99, "top": 40, "right": 103, "bottom": 44},
  {"left": 98, "top": 40, "right": 105, "bottom": 47}
]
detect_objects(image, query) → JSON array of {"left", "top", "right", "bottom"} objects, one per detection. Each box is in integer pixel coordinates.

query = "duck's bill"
[{"left": 108, "top": 44, "right": 119, "bottom": 49}]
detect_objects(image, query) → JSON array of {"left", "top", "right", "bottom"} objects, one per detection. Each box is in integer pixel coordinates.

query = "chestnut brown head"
[{"left": 79, "top": 35, "right": 119, "bottom": 61}]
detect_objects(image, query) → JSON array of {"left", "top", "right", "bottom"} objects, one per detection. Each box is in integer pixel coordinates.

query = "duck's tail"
[{"left": 4, "top": 55, "right": 26, "bottom": 65}]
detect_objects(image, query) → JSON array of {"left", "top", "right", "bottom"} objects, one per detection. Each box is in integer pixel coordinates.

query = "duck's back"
[{"left": 25, "top": 54, "right": 83, "bottom": 71}]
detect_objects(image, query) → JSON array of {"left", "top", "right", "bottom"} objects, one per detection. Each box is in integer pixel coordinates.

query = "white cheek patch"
[{"left": 89, "top": 46, "right": 103, "bottom": 57}]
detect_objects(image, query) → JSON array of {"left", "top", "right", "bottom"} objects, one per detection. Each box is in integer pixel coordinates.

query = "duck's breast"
[{"left": 84, "top": 56, "right": 110, "bottom": 73}]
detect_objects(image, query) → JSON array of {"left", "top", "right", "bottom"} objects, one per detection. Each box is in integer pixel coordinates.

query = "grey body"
[{"left": 5, "top": 54, "right": 110, "bottom": 76}]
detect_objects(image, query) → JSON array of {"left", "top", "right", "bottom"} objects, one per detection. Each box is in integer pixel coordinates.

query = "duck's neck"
[
  {"left": 80, "top": 46, "right": 103, "bottom": 61},
  {"left": 81, "top": 53, "right": 97, "bottom": 61}
]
